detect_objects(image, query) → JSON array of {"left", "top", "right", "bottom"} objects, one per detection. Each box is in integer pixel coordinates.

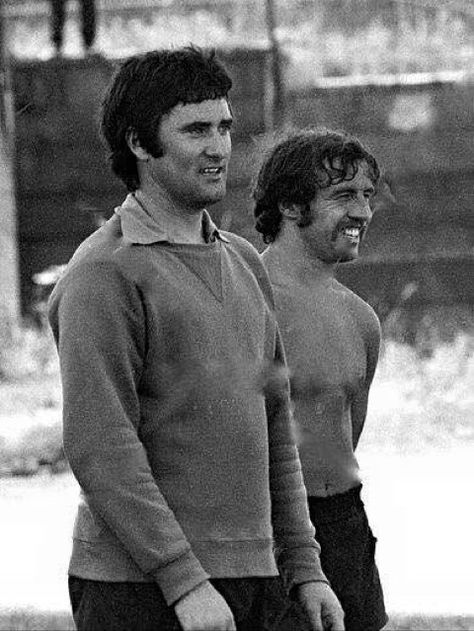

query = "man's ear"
[
  {"left": 279, "top": 201, "right": 303, "bottom": 221},
  {"left": 126, "top": 128, "right": 150, "bottom": 161}
]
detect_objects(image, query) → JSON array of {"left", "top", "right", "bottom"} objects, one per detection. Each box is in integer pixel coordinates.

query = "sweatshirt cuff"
[
  {"left": 277, "top": 547, "right": 329, "bottom": 594},
  {"left": 151, "top": 550, "right": 210, "bottom": 605}
]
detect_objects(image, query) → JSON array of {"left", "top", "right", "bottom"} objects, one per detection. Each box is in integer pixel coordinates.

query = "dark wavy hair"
[
  {"left": 253, "top": 128, "right": 380, "bottom": 243},
  {"left": 100, "top": 46, "right": 232, "bottom": 191}
]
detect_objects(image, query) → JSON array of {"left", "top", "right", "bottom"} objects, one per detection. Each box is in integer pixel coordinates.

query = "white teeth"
[
  {"left": 343, "top": 227, "right": 360, "bottom": 237},
  {"left": 202, "top": 167, "right": 220, "bottom": 174}
]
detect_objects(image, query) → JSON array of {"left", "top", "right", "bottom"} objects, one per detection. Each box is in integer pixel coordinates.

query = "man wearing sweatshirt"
[
  {"left": 254, "top": 129, "right": 388, "bottom": 631},
  {"left": 48, "top": 48, "right": 343, "bottom": 631}
]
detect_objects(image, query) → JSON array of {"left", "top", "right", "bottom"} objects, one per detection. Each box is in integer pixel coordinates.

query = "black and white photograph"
[{"left": 0, "top": 1, "right": 473, "bottom": 630}]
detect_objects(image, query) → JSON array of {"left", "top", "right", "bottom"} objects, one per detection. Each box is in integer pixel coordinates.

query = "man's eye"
[
  {"left": 219, "top": 123, "right": 232, "bottom": 134},
  {"left": 184, "top": 125, "right": 206, "bottom": 136}
]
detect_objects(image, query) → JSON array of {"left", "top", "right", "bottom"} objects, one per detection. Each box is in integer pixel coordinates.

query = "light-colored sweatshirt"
[{"left": 48, "top": 193, "right": 326, "bottom": 606}]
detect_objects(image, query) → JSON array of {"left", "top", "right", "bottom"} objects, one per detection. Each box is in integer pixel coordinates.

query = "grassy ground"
[
  {"left": 0, "top": 610, "right": 75, "bottom": 631},
  {"left": 386, "top": 616, "right": 474, "bottom": 630},
  {"left": 0, "top": 610, "right": 473, "bottom": 630}
]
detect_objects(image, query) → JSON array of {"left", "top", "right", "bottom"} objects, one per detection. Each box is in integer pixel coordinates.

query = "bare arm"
[{"left": 351, "top": 310, "right": 381, "bottom": 449}]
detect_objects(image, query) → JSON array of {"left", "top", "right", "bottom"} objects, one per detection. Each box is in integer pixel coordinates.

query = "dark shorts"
[
  {"left": 69, "top": 574, "right": 309, "bottom": 631},
  {"left": 308, "top": 485, "right": 388, "bottom": 631}
]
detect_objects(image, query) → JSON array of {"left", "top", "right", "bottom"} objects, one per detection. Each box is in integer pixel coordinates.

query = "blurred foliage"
[
  {"left": 0, "top": 266, "right": 472, "bottom": 474},
  {"left": 7, "top": 10, "right": 245, "bottom": 61},
  {"left": 0, "top": 422, "right": 67, "bottom": 477},
  {"left": 0, "top": 322, "right": 473, "bottom": 475},
  {"left": 362, "top": 333, "right": 474, "bottom": 453},
  {"left": 278, "top": 2, "right": 474, "bottom": 84},
  {"left": 0, "top": 323, "right": 64, "bottom": 476},
  {"left": 6, "top": 0, "right": 474, "bottom": 83},
  {"left": 0, "top": 324, "right": 58, "bottom": 383}
]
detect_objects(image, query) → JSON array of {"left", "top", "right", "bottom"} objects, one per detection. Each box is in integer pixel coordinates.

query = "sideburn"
[{"left": 296, "top": 203, "right": 314, "bottom": 228}]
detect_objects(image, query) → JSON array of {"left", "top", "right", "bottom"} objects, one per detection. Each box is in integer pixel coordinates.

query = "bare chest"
[{"left": 275, "top": 289, "right": 367, "bottom": 397}]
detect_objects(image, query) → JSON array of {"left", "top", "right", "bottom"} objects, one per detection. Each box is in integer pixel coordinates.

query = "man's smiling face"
[
  {"left": 301, "top": 160, "right": 376, "bottom": 264},
  {"left": 147, "top": 98, "right": 233, "bottom": 213}
]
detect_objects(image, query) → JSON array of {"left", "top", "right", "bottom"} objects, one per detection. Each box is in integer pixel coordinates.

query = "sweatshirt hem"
[{"left": 68, "top": 537, "right": 279, "bottom": 585}]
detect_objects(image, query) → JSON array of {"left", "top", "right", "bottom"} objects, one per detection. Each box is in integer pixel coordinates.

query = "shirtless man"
[{"left": 254, "top": 129, "right": 388, "bottom": 631}]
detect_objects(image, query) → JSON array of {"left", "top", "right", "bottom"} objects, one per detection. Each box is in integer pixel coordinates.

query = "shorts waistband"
[{"left": 308, "top": 484, "right": 363, "bottom": 522}]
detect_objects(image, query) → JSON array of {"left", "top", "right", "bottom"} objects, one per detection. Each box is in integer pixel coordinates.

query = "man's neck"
[
  {"left": 135, "top": 187, "right": 205, "bottom": 245},
  {"left": 264, "top": 228, "right": 336, "bottom": 288}
]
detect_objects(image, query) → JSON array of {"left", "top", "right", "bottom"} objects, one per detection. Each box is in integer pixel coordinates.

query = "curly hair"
[
  {"left": 253, "top": 128, "right": 380, "bottom": 243},
  {"left": 100, "top": 46, "right": 232, "bottom": 191}
]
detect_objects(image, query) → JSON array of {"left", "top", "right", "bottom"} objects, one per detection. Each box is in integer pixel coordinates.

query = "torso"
[
  {"left": 51, "top": 219, "right": 289, "bottom": 582},
  {"left": 263, "top": 252, "right": 379, "bottom": 496}
]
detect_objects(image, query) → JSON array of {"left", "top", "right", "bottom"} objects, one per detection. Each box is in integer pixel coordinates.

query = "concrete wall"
[
  {"left": 12, "top": 49, "right": 271, "bottom": 311},
  {"left": 284, "top": 77, "right": 474, "bottom": 327},
  {"left": 10, "top": 53, "right": 474, "bottom": 337}
]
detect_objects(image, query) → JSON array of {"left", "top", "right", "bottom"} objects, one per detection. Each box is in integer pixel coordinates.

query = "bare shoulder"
[{"left": 335, "top": 280, "right": 381, "bottom": 341}]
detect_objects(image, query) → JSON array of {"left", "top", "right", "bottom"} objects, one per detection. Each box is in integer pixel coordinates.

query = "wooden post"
[
  {"left": 0, "top": 0, "right": 20, "bottom": 341},
  {"left": 264, "top": 0, "right": 285, "bottom": 130}
]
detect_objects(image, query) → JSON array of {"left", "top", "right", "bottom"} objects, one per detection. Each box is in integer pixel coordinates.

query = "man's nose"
[
  {"left": 349, "top": 196, "right": 372, "bottom": 221},
  {"left": 204, "top": 129, "right": 231, "bottom": 158}
]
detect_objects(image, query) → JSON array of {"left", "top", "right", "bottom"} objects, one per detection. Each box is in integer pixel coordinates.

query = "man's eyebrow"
[
  {"left": 180, "top": 121, "right": 212, "bottom": 130},
  {"left": 180, "top": 117, "right": 233, "bottom": 130},
  {"left": 327, "top": 181, "right": 375, "bottom": 195}
]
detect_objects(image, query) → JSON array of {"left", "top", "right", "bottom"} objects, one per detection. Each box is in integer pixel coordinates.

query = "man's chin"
[
  {"left": 202, "top": 190, "right": 227, "bottom": 207},
  {"left": 186, "top": 191, "right": 226, "bottom": 211},
  {"left": 337, "top": 250, "right": 359, "bottom": 263}
]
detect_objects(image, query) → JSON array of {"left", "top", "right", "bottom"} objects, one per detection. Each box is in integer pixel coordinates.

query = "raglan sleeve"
[
  {"left": 48, "top": 260, "right": 209, "bottom": 605},
  {"left": 265, "top": 311, "right": 330, "bottom": 592}
]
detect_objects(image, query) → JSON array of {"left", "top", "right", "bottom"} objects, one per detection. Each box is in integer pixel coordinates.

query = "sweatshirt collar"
[{"left": 115, "top": 192, "right": 228, "bottom": 245}]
